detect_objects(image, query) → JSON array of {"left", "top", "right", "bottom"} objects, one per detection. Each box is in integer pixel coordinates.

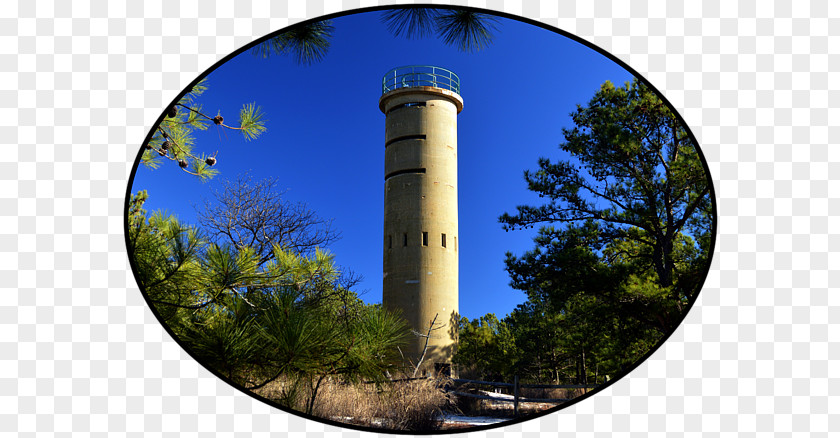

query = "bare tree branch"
[{"left": 196, "top": 174, "right": 340, "bottom": 267}]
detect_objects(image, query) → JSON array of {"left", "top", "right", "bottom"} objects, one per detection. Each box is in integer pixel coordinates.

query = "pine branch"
[
  {"left": 434, "top": 10, "right": 499, "bottom": 52},
  {"left": 237, "top": 103, "right": 267, "bottom": 141},
  {"left": 381, "top": 7, "right": 442, "bottom": 39}
]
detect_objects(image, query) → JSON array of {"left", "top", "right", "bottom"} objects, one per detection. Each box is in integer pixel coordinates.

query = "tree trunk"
[
  {"left": 582, "top": 349, "right": 587, "bottom": 387},
  {"left": 412, "top": 313, "right": 438, "bottom": 378},
  {"left": 306, "top": 374, "right": 328, "bottom": 415}
]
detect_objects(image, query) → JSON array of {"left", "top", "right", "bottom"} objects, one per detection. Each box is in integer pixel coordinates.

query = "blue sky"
[{"left": 130, "top": 9, "right": 635, "bottom": 321}]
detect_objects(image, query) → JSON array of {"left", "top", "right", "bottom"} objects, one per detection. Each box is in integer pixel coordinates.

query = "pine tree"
[
  {"left": 129, "top": 191, "right": 408, "bottom": 415},
  {"left": 140, "top": 79, "right": 267, "bottom": 180},
  {"left": 500, "top": 78, "right": 712, "bottom": 297},
  {"left": 140, "top": 9, "right": 501, "bottom": 180},
  {"left": 454, "top": 80, "right": 712, "bottom": 386}
]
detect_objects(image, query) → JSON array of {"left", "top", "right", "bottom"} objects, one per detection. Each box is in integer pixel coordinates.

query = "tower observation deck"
[{"left": 380, "top": 66, "right": 462, "bottom": 377}]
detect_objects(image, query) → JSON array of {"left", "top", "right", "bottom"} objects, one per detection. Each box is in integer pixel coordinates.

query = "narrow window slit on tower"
[
  {"left": 385, "top": 168, "right": 426, "bottom": 181},
  {"left": 441, "top": 233, "right": 446, "bottom": 248},
  {"left": 454, "top": 236, "right": 457, "bottom": 252},
  {"left": 422, "top": 232, "right": 428, "bottom": 246},
  {"left": 385, "top": 134, "right": 426, "bottom": 148},
  {"left": 403, "top": 233, "right": 408, "bottom": 247},
  {"left": 388, "top": 235, "right": 392, "bottom": 249},
  {"left": 386, "top": 101, "right": 426, "bottom": 115}
]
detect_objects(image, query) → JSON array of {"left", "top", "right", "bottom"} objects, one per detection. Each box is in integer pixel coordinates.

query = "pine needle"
[
  {"left": 381, "top": 8, "right": 442, "bottom": 39},
  {"left": 435, "top": 10, "right": 499, "bottom": 52},
  {"left": 239, "top": 103, "right": 267, "bottom": 141},
  {"left": 251, "top": 21, "right": 334, "bottom": 65}
]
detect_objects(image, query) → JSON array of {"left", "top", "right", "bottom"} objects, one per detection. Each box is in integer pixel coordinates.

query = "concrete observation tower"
[{"left": 379, "top": 65, "right": 463, "bottom": 377}]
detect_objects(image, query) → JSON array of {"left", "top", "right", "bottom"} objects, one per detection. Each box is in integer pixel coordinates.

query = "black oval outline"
[{"left": 123, "top": 4, "right": 719, "bottom": 435}]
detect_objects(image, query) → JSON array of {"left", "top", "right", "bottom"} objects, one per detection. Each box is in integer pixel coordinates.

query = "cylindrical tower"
[{"left": 380, "top": 66, "right": 463, "bottom": 377}]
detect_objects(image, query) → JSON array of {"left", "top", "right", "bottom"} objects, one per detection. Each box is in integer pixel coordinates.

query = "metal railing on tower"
[{"left": 382, "top": 65, "right": 461, "bottom": 95}]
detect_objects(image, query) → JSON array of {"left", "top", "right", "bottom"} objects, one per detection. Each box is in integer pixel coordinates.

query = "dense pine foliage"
[
  {"left": 456, "top": 80, "right": 713, "bottom": 385},
  {"left": 128, "top": 189, "right": 408, "bottom": 415}
]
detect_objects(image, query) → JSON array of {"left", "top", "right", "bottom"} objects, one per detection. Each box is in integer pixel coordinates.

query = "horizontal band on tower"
[
  {"left": 385, "top": 134, "right": 426, "bottom": 148},
  {"left": 385, "top": 168, "right": 426, "bottom": 181},
  {"left": 386, "top": 101, "right": 426, "bottom": 115}
]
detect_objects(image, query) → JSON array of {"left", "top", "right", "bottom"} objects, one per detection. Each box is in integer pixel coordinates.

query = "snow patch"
[{"left": 439, "top": 413, "right": 509, "bottom": 426}]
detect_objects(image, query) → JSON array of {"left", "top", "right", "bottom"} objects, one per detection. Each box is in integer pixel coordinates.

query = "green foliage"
[
  {"left": 251, "top": 21, "right": 335, "bottom": 65},
  {"left": 177, "top": 296, "right": 260, "bottom": 380},
  {"left": 500, "top": 78, "right": 712, "bottom": 292},
  {"left": 434, "top": 10, "right": 499, "bottom": 52},
  {"left": 238, "top": 102, "right": 267, "bottom": 141},
  {"left": 453, "top": 314, "right": 518, "bottom": 380},
  {"left": 254, "top": 8, "right": 500, "bottom": 69},
  {"left": 140, "top": 8, "right": 500, "bottom": 180},
  {"left": 140, "top": 79, "right": 267, "bottom": 181},
  {"left": 504, "top": 301, "right": 568, "bottom": 383},
  {"left": 128, "top": 191, "right": 207, "bottom": 313},
  {"left": 128, "top": 191, "right": 408, "bottom": 415},
  {"left": 142, "top": 80, "right": 208, "bottom": 177},
  {"left": 380, "top": 8, "right": 440, "bottom": 39},
  {"left": 460, "top": 80, "right": 713, "bottom": 386},
  {"left": 381, "top": 8, "right": 500, "bottom": 52}
]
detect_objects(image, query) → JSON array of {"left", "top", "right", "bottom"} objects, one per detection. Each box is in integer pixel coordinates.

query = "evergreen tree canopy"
[
  {"left": 500, "top": 78, "right": 713, "bottom": 299},
  {"left": 457, "top": 80, "right": 714, "bottom": 386},
  {"left": 453, "top": 314, "right": 517, "bottom": 381},
  {"left": 128, "top": 191, "right": 408, "bottom": 415}
]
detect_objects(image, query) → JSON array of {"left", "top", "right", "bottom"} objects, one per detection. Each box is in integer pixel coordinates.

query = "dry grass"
[
  {"left": 254, "top": 376, "right": 454, "bottom": 431},
  {"left": 252, "top": 375, "right": 593, "bottom": 429}
]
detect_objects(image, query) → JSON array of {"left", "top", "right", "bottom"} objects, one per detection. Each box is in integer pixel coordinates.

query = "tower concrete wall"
[{"left": 380, "top": 86, "right": 463, "bottom": 376}]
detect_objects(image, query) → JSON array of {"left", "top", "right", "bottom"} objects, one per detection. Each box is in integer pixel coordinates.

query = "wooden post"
[{"left": 513, "top": 375, "right": 520, "bottom": 417}]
